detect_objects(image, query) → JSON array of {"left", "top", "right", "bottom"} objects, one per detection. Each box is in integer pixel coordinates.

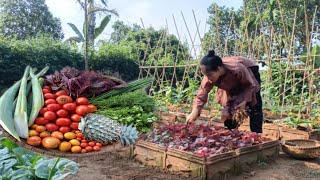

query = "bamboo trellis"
[{"left": 136, "top": 1, "right": 320, "bottom": 119}]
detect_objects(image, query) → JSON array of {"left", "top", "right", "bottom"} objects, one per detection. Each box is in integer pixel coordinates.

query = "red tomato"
[
  {"left": 44, "top": 93, "right": 56, "bottom": 100},
  {"left": 80, "top": 143, "right": 88, "bottom": 148},
  {"left": 55, "top": 90, "right": 68, "bottom": 96},
  {"left": 81, "top": 139, "right": 87, "bottom": 143},
  {"left": 75, "top": 130, "right": 80, "bottom": 134},
  {"left": 76, "top": 137, "right": 82, "bottom": 141},
  {"left": 87, "top": 104, "right": 97, "bottom": 113},
  {"left": 45, "top": 123, "right": 59, "bottom": 132},
  {"left": 42, "top": 88, "right": 51, "bottom": 94},
  {"left": 71, "top": 114, "right": 81, "bottom": 122},
  {"left": 56, "top": 118, "right": 72, "bottom": 126},
  {"left": 56, "top": 109, "right": 68, "bottom": 118},
  {"left": 35, "top": 117, "right": 49, "bottom": 125},
  {"left": 76, "top": 97, "right": 89, "bottom": 105},
  {"left": 95, "top": 143, "right": 102, "bottom": 147},
  {"left": 43, "top": 86, "right": 52, "bottom": 90},
  {"left": 85, "top": 146, "right": 93, "bottom": 152},
  {"left": 39, "top": 108, "right": 47, "bottom": 115},
  {"left": 56, "top": 95, "right": 73, "bottom": 105},
  {"left": 81, "top": 149, "right": 87, "bottom": 153},
  {"left": 76, "top": 132, "right": 83, "bottom": 138},
  {"left": 43, "top": 111, "right": 57, "bottom": 121},
  {"left": 46, "top": 104, "right": 61, "bottom": 112},
  {"left": 45, "top": 99, "right": 57, "bottom": 106},
  {"left": 62, "top": 103, "right": 77, "bottom": 111},
  {"left": 75, "top": 105, "right": 88, "bottom": 116},
  {"left": 59, "top": 126, "right": 71, "bottom": 133},
  {"left": 69, "top": 122, "right": 79, "bottom": 130},
  {"left": 93, "top": 146, "right": 100, "bottom": 151},
  {"left": 88, "top": 142, "right": 95, "bottom": 147}
]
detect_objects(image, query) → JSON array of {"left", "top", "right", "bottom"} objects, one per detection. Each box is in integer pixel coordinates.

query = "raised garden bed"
[{"left": 134, "top": 140, "right": 279, "bottom": 179}]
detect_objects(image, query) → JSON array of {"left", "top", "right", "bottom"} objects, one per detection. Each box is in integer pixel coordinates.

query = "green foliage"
[
  {"left": 95, "top": 90, "right": 155, "bottom": 112},
  {"left": 91, "top": 43, "right": 139, "bottom": 81},
  {"left": 96, "top": 90, "right": 157, "bottom": 132},
  {"left": 0, "top": 0, "right": 64, "bottom": 40},
  {"left": 0, "top": 36, "right": 83, "bottom": 90},
  {"left": 0, "top": 136, "right": 78, "bottom": 179}
]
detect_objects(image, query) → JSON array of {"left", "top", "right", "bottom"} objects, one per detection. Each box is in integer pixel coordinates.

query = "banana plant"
[{"left": 66, "top": 0, "right": 118, "bottom": 70}]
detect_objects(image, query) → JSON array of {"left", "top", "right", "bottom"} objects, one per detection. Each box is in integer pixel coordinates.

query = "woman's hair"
[{"left": 200, "top": 50, "right": 222, "bottom": 72}]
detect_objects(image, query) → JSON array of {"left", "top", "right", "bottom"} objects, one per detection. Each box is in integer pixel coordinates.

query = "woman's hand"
[{"left": 186, "top": 109, "right": 200, "bottom": 124}]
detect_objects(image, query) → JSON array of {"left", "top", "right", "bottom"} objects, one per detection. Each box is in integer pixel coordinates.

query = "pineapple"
[{"left": 79, "top": 113, "right": 138, "bottom": 145}]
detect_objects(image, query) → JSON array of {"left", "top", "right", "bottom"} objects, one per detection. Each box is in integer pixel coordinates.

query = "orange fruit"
[
  {"left": 31, "top": 124, "right": 38, "bottom": 130},
  {"left": 71, "top": 145, "right": 81, "bottom": 153},
  {"left": 59, "top": 142, "right": 72, "bottom": 152},
  {"left": 64, "top": 132, "right": 76, "bottom": 140},
  {"left": 29, "top": 130, "right": 39, "bottom": 137},
  {"left": 35, "top": 125, "right": 46, "bottom": 133},
  {"left": 39, "top": 131, "right": 51, "bottom": 138},
  {"left": 69, "top": 139, "right": 80, "bottom": 146},
  {"left": 27, "top": 136, "right": 41, "bottom": 146},
  {"left": 51, "top": 131, "right": 64, "bottom": 140},
  {"left": 42, "top": 137, "right": 60, "bottom": 149}
]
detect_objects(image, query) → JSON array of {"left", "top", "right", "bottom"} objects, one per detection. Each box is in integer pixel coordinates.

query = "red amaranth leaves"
[{"left": 142, "top": 124, "right": 271, "bottom": 157}]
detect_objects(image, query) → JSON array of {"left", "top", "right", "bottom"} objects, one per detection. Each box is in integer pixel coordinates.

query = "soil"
[{"left": 67, "top": 152, "right": 320, "bottom": 180}]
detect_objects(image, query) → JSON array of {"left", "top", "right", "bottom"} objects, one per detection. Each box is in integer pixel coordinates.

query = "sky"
[{"left": 45, "top": 0, "right": 242, "bottom": 47}]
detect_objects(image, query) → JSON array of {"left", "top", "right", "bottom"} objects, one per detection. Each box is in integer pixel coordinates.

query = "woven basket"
[
  {"left": 0, "top": 125, "right": 127, "bottom": 158},
  {"left": 281, "top": 139, "right": 320, "bottom": 159}
]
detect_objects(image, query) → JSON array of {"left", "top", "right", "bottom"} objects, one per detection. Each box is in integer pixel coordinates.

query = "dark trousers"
[
  {"left": 248, "top": 66, "right": 263, "bottom": 133},
  {"left": 224, "top": 66, "right": 263, "bottom": 133}
]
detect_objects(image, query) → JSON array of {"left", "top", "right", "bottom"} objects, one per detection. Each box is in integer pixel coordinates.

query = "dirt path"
[{"left": 67, "top": 152, "right": 320, "bottom": 180}]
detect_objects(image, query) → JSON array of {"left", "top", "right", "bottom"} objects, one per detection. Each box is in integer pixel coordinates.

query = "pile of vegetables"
[
  {"left": 0, "top": 65, "right": 154, "bottom": 154},
  {"left": 0, "top": 135, "right": 78, "bottom": 179},
  {"left": 92, "top": 85, "right": 157, "bottom": 132},
  {"left": 141, "top": 124, "right": 271, "bottom": 157},
  {"left": 27, "top": 86, "right": 103, "bottom": 153}
]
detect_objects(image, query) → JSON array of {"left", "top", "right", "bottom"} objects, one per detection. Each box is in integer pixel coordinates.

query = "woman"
[{"left": 186, "top": 50, "right": 263, "bottom": 133}]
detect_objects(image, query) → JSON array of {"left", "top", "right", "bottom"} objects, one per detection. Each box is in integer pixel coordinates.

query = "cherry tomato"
[
  {"left": 56, "top": 118, "right": 72, "bottom": 126},
  {"left": 87, "top": 104, "right": 97, "bottom": 113},
  {"left": 88, "top": 142, "right": 95, "bottom": 147},
  {"left": 63, "top": 103, "right": 77, "bottom": 111},
  {"left": 80, "top": 143, "right": 88, "bottom": 148},
  {"left": 45, "top": 123, "right": 59, "bottom": 132},
  {"left": 71, "top": 114, "right": 81, "bottom": 122},
  {"left": 76, "top": 132, "right": 83, "bottom": 138},
  {"left": 75, "top": 105, "right": 88, "bottom": 116},
  {"left": 95, "top": 143, "right": 102, "bottom": 147},
  {"left": 44, "top": 93, "right": 56, "bottom": 100},
  {"left": 47, "top": 104, "right": 61, "bottom": 112},
  {"left": 76, "top": 137, "right": 82, "bottom": 141},
  {"left": 39, "top": 108, "right": 47, "bottom": 115},
  {"left": 42, "top": 88, "right": 51, "bottom": 94},
  {"left": 45, "top": 99, "right": 57, "bottom": 106},
  {"left": 85, "top": 146, "right": 93, "bottom": 152},
  {"left": 69, "top": 122, "right": 79, "bottom": 130},
  {"left": 76, "top": 97, "right": 89, "bottom": 105},
  {"left": 56, "top": 109, "right": 68, "bottom": 118},
  {"left": 59, "top": 126, "right": 71, "bottom": 133},
  {"left": 81, "top": 139, "right": 87, "bottom": 143},
  {"left": 75, "top": 130, "right": 80, "bottom": 134},
  {"left": 93, "top": 146, "right": 100, "bottom": 151},
  {"left": 55, "top": 90, "right": 68, "bottom": 96},
  {"left": 56, "top": 95, "right": 73, "bottom": 105},
  {"left": 43, "top": 111, "right": 57, "bottom": 121},
  {"left": 35, "top": 117, "right": 49, "bottom": 125}
]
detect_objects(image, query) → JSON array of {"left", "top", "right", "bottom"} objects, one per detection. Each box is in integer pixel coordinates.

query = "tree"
[
  {"left": 0, "top": 0, "right": 63, "bottom": 39},
  {"left": 67, "top": 0, "right": 118, "bottom": 70}
]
